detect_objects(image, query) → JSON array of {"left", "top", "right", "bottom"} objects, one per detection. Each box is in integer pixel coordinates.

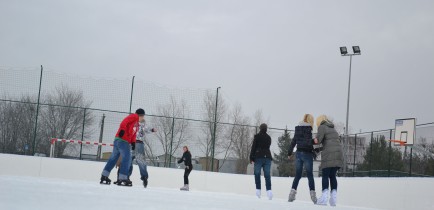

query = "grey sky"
[{"left": 1, "top": 0, "right": 434, "bottom": 133}]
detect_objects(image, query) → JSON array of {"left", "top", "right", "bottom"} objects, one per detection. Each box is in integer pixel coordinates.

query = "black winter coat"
[
  {"left": 178, "top": 151, "right": 192, "bottom": 167},
  {"left": 250, "top": 132, "right": 272, "bottom": 162},
  {"left": 288, "top": 125, "right": 314, "bottom": 156}
]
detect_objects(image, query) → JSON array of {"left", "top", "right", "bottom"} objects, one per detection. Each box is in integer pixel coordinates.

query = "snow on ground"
[{"left": 0, "top": 176, "right": 379, "bottom": 210}]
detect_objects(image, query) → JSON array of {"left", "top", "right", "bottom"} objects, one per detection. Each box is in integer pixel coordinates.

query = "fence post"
[
  {"left": 97, "top": 114, "right": 105, "bottom": 160},
  {"left": 409, "top": 147, "right": 413, "bottom": 177},
  {"left": 353, "top": 134, "right": 357, "bottom": 177},
  {"left": 369, "top": 132, "right": 373, "bottom": 177},
  {"left": 79, "top": 108, "right": 87, "bottom": 160},
  {"left": 210, "top": 87, "right": 220, "bottom": 172},
  {"left": 388, "top": 129, "right": 392, "bottom": 177},
  {"left": 129, "top": 76, "right": 135, "bottom": 113},
  {"left": 32, "top": 65, "right": 43, "bottom": 155},
  {"left": 169, "top": 117, "right": 175, "bottom": 168}
]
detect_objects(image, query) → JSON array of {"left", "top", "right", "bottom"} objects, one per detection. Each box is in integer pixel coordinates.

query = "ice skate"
[
  {"left": 266, "top": 190, "right": 273, "bottom": 200},
  {"left": 116, "top": 179, "right": 133, "bottom": 187},
  {"left": 329, "top": 189, "right": 337, "bottom": 206},
  {"left": 255, "top": 189, "right": 261, "bottom": 198},
  {"left": 310, "top": 190, "right": 318, "bottom": 204},
  {"left": 180, "top": 184, "right": 189, "bottom": 191},
  {"left": 100, "top": 175, "right": 111, "bottom": 185},
  {"left": 142, "top": 176, "right": 148, "bottom": 188},
  {"left": 288, "top": 189, "right": 296, "bottom": 202},
  {"left": 316, "top": 189, "right": 329, "bottom": 206}
]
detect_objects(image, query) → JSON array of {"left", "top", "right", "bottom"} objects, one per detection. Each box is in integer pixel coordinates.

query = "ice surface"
[{"left": 0, "top": 176, "right": 379, "bottom": 210}]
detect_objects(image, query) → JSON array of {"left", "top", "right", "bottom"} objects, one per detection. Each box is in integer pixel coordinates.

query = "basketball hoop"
[{"left": 388, "top": 140, "right": 407, "bottom": 146}]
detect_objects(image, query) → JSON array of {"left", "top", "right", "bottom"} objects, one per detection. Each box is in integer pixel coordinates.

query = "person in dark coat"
[
  {"left": 178, "top": 146, "right": 193, "bottom": 191},
  {"left": 249, "top": 123, "right": 273, "bottom": 200},
  {"left": 287, "top": 114, "right": 317, "bottom": 204},
  {"left": 315, "top": 115, "right": 343, "bottom": 206}
]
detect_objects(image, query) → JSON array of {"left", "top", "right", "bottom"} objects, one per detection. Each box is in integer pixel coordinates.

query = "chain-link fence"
[
  {"left": 1, "top": 66, "right": 433, "bottom": 177},
  {"left": 341, "top": 123, "right": 434, "bottom": 177}
]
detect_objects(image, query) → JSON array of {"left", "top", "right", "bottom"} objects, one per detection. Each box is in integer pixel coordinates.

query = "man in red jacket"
[{"left": 100, "top": 108, "right": 145, "bottom": 186}]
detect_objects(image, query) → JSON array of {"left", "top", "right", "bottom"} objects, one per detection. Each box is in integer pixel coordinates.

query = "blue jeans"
[
  {"left": 254, "top": 158, "right": 272, "bottom": 190},
  {"left": 322, "top": 167, "right": 339, "bottom": 191},
  {"left": 128, "top": 142, "right": 148, "bottom": 179},
  {"left": 102, "top": 139, "right": 131, "bottom": 180},
  {"left": 292, "top": 152, "right": 315, "bottom": 191}
]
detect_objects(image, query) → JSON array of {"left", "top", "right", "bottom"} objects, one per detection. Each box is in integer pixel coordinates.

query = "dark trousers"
[
  {"left": 291, "top": 152, "right": 315, "bottom": 191},
  {"left": 184, "top": 166, "right": 193, "bottom": 185},
  {"left": 322, "top": 167, "right": 339, "bottom": 191}
]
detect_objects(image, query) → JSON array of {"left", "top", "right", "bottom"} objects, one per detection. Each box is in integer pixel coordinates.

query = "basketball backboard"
[{"left": 394, "top": 118, "right": 416, "bottom": 146}]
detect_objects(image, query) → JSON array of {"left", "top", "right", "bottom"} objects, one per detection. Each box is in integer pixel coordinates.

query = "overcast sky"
[{"left": 1, "top": 0, "right": 433, "bottom": 133}]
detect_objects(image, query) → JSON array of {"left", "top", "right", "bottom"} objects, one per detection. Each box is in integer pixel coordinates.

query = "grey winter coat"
[{"left": 317, "top": 120, "right": 343, "bottom": 170}]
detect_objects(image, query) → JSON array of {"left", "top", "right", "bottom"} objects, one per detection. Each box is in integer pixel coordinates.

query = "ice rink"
[{"left": 0, "top": 176, "right": 379, "bottom": 210}]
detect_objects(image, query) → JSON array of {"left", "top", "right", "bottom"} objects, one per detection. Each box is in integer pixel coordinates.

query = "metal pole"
[
  {"left": 388, "top": 129, "right": 392, "bottom": 177},
  {"left": 353, "top": 134, "right": 357, "bottom": 177},
  {"left": 369, "top": 132, "right": 373, "bottom": 177},
  {"left": 79, "top": 108, "right": 86, "bottom": 160},
  {"left": 344, "top": 55, "right": 353, "bottom": 173},
  {"left": 169, "top": 117, "right": 175, "bottom": 168},
  {"left": 97, "top": 114, "right": 105, "bottom": 160},
  {"left": 210, "top": 87, "right": 221, "bottom": 172},
  {"left": 409, "top": 147, "right": 413, "bottom": 177},
  {"left": 32, "top": 65, "right": 43, "bottom": 155},
  {"left": 129, "top": 76, "right": 135, "bottom": 113}
]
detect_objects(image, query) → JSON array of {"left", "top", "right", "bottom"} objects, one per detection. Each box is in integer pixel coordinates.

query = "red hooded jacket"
[{"left": 115, "top": 113, "right": 139, "bottom": 144}]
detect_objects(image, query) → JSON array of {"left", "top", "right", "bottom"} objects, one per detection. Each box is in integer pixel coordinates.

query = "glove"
[
  {"left": 131, "top": 142, "right": 135, "bottom": 151},
  {"left": 119, "top": 130, "right": 125, "bottom": 138}
]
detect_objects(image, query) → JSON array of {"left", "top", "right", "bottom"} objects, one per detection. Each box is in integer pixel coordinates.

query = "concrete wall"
[{"left": 1, "top": 154, "right": 433, "bottom": 210}]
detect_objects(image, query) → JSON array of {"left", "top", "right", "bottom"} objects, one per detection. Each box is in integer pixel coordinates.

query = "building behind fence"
[{"left": 1, "top": 66, "right": 433, "bottom": 177}]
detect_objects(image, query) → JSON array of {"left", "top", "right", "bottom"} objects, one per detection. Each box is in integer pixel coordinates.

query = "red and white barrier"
[{"left": 49, "top": 138, "right": 114, "bottom": 158}]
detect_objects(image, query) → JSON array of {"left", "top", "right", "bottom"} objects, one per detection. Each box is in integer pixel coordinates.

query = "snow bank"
[{"left": 0, "top": 154, "right": 433, "bottom": 210}]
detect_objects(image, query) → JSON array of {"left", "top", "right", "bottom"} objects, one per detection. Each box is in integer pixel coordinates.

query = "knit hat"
[
  {"left": 135, "top": 108, "right": 145, "bottom": 116},
  {"left": 259, "top": 123, "right": 268, "bottom": 133}
]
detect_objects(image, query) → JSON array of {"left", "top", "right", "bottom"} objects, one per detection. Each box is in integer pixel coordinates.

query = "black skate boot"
[
  {"left": 100, "top": 175, "right": 111, "bottom": 185},
  {"left": 141, "top": 176, "right": 148, "bottom": 188},
  {"left": 116, "top": 179, "right": 133, "bottom": 187}
]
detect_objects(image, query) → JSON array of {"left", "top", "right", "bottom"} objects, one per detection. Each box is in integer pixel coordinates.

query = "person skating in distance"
[
  {"left": 178, "top": 146, "right": 193, "bottom": 191},
  {"left": 287, "top": 114, "right": 318, "bottom": 204},
  {"left": 315, "top": 115, "right": 343, "bottom": 206},
  {"left": 99, "top": 108, "right": 145, "bottom": 186},
  {"left": 249, "top": 123, "right": 273, "bottom": 200}
]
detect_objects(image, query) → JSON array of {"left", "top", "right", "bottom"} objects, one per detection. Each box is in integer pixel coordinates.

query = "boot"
[
  {"left": 310, "top": 190, "right": 318, "bottom": 204},
  {"left": 255, "top": 189, "right": 261, "bottom": 198},
  {"left": 288, "top": 189, "right": 297, "bottom": 202},
  {"left": 316, "top": 189, "right": 329, "bottom": 206},
  {"left": 180, "top": 184, "right": 189, "bottom": 191},
  {"left": 100, "top": 175, "right": 111, "bottom": 185},
  {"left": 141, "top": 176, "right": 148, "bottom": 188},
  {"left": 329, "top": 189, "right": 337, "bottom": 206},
  {"left": 266, "top": 190, "right": 273, "bottom": 200},
  {"left": 116, "top": 179, "right": 132, "bottom": 187}
]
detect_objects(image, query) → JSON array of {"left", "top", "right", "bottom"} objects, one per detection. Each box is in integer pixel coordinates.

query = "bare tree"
[
  {"left": 38, "top": 85, "right": 94, "bottom": 157},
  {"left": 152, "top": 96, "right": 191, "bottom": 167},
  {"left": 198, "top": 91, "right": 226, "bottom": 171}
]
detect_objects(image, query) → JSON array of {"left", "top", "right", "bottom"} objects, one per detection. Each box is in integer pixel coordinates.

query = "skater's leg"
[
  {"left": 102, "top": 140, "right": 121, "bottom": 177},
  {"left": 305, "top": 153, "right": 315, "bottom": 191},
  {"left": 253, "top": 158, "right": 263, "bottom": 190},
  {"left": 118, "top": 141, "right": 132, "bottom": 180},
  {"left": 322, "top": 167, "right": 331, "bottom": 191},
  {"left": 291, "top": 152, "right": 303, "bottom": 190},
  {"left": 263, "top": 158, "right": 272, "bottom": 191},
  {"left": 329, "top": 167, "right": 338, "bottom": 190},
  {"left": 128, "top": 155, "right": 134, "bottom": 179},
  {"left": 184, "top": 167, "right": 192, "bottom": 184},
  {"left": 136, "top": 142, "right": 149, "bottom": 179}
]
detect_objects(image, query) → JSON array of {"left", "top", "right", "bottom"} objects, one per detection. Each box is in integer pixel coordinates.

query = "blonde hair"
[
  {"left": 316, "top": 115, "right": 328, "bottom": 128},
  {"left": 302, "top": 114, "right": 314, "bottom": 127}
]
